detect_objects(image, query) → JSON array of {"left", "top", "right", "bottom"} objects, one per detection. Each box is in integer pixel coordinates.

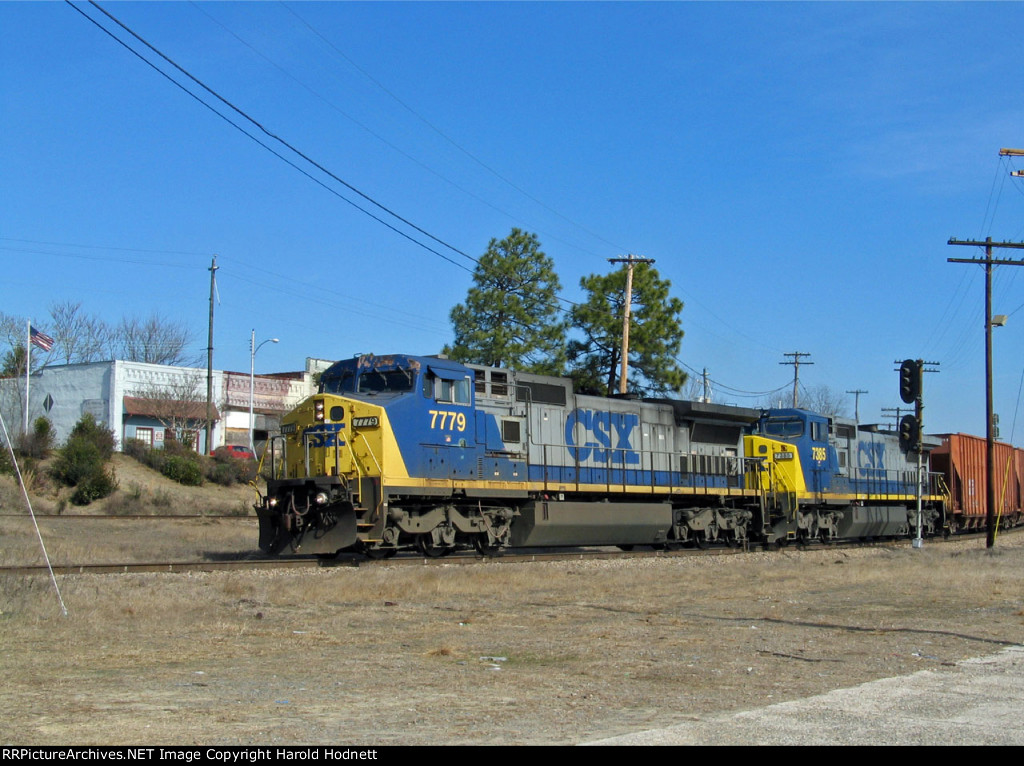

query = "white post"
[
  {"left": 249, "top": 329, "right": 255, "bottom": 453},
  {"left": 24, "top": 320, "right": 30, "bottom": 435},
  {"left": 249, "top": 332, "right": 279, "bottom": 454}
]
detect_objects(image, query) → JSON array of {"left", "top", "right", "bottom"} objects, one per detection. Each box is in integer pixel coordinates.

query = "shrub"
[
  {"left": 161, "top": 455, "right": 203, "bottom": 486},
  {"left": 0, "top": 444, "right": 14, "bottom": 476},
  {"left": 122, "top": 438, "right": 150, "bottom": 464},
  {"left": 69, "top": 413, "right": 115, "bottom": 460},
  {"left": 52, "top": 437, "right": 105, "bottom": 487},
  {"left": 209, "top": 447, "right": 258, "bottom": 485},
  {"left": 162, "top": 438, "right": 195, "bottom": 459},
  {"left": 50, "top": 414, "right": 119, "bottom": 505},
  {"left": 70, "top": 466, "right": 118, "bottom": 506},
  {"left": 17, "top": 417, "right": 55, "bottom": 459},
  {"left": 208, "top": 461, "right": 240, "bottom": 487}
]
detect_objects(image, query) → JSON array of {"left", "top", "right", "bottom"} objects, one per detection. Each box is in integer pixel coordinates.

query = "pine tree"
[
  {"left": 446, "top": 229, "right": 567, "bottom": 374},
  {"left": 568, "top": 262, "right": 686, "bottom": 395}
]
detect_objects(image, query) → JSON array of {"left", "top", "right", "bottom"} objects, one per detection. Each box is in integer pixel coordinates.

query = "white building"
[{"left": 1, "top": 358, "right": 330, "bottom": 452}]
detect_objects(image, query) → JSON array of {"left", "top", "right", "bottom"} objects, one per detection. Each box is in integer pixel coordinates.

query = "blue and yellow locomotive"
[{"left": 256, "top": 353, "right": 946, "bottom": 556}]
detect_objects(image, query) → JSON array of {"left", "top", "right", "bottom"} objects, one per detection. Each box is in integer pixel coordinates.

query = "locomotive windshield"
[
  {"left": 357, "top": 368, "right": 415, "bottom": 394},
  {"left": 320, "top": 367, "right": 416, "bottom": 395},
  {"left": 761, "top": 417, "right": 804, "bottom": 439}
]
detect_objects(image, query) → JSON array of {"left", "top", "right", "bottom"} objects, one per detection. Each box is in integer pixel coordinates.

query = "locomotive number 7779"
[{"left": 429, "top": 410, "right": 467, "bottom": 431}]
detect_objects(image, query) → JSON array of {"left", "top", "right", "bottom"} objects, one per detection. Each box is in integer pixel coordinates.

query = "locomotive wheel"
[
  {"left": 693, "top": 533, "right": 710, "bottom": 550},
  {"left": 416, "top": 535, "right": 449, "bottom": 558},
  {"left": 818, "top": 529, "right": 832, "bottom": 546},
  {"left": 364, "top": 547, "right": 396, "bottom": 560},
  {"left": 473, "top": 535, "right": 502, "bottom": 557}
]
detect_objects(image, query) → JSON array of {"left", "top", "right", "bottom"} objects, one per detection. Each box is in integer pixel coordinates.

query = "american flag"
[{"left": 30, "top": 325, "right": 54, "bottom": 352}]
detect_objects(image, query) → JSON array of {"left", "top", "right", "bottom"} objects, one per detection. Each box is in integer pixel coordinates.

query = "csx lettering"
[
  {"left": 306, "top": 424, "right": 344, "bottom": 449},
  {"left": 565, "top": 408, "right": 640, "bottom": 464},
  {"left": 857, "top": 442, "right": 886, "bottom": 478},
  {"left": 429, "top": 410, "right": 466, "bottom": 432}
]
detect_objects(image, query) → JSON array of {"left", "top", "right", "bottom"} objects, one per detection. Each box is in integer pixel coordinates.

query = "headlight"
[
  {"left": 267, "top": 497, "right": 279, "bottom": 508},
  {"left": 315, "top": 492, "right": 329, "bottom": 505},
  {"left": 314, "top": 400, "right": 325, "bottom": 422}
]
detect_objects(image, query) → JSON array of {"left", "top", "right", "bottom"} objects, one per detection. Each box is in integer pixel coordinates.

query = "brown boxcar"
[{"left": 930, "top": 433, "right": 1024, "bottom": 531}]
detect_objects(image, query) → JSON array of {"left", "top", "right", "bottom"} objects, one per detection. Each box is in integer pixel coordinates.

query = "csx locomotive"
[{"left": 255, "top": 353, "right": 947, "bottom": 557}]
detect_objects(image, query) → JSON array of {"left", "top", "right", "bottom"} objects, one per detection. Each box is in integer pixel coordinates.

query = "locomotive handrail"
[
  {"left": 848, "top": 466, "right": 944, "bottom": 499},
  {"left": 543, "top": 440, "right": 757, "bottom": 495},
  {"left": 267, "top": 435, "right": 286, "bottom": 481},
  {"left": 344, "top": 432, "right": 364, "bottom": 482},
  {"left": 302, "top": 432, "right": 310, "bottom": 478},
  {"left": 355, "top": 430, "right": 383, "bottom": 476}
]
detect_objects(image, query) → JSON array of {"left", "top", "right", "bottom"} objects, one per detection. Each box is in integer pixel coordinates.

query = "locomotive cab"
[
  {"left": 258, "top": 354, "right": 431, "bottom": 554},
  {"left": 257, "top": 354, "right": 509, "bottom": 556}
]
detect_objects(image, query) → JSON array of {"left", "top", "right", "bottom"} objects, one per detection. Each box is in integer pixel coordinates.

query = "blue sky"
[{"left": 2, "top": 1, "right": 1024, "bottom": 442}]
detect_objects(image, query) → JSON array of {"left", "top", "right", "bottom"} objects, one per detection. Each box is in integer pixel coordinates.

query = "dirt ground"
[{"left": 2, "top": 515, "right": 1022, "bottom": 746}]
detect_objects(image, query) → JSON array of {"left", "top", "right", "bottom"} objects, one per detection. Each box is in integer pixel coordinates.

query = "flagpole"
[{"left": 24, "top": 320, "right": 30, "bottom": 435}]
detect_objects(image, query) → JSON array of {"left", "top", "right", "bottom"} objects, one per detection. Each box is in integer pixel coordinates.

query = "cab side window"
[{"left": 424, "top": 374, "right": 471, "bottom": 405}]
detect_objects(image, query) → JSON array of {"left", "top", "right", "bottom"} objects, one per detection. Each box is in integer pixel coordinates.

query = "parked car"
[{"left": 221, "top": 445, "right": 256, "bottom": 461}]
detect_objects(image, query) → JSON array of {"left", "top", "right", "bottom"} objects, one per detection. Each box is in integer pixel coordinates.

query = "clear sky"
[{"left": 2, "top": 1, "right": 1023, "bottom": 443}]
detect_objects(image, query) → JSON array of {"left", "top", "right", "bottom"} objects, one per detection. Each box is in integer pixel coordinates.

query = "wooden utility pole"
[
  {"left": 780, "top": 352, "right": 813, "bottom": 408},
  {"left": 846, "top": 389, "right": 868, "bottom": 423},
  {"left": 608, "top": 254, "right": 654, "bottom": 394},
  {"left": 206, "top": 255, "right": 218, "bottom": 456},
  {"left": 948, "top": 234, "right": 1024, "bottom": 548},
  {"left": 881, "top": 406, "right": 910, "bottom": 430}
]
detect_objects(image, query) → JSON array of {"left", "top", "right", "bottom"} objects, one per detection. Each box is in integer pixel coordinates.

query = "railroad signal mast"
[
  {"left": 897, "top": 359, "right": 923, "bottom": 453},
  {"left": 895, "top": 358, "right": 937, "bottom": 548}
]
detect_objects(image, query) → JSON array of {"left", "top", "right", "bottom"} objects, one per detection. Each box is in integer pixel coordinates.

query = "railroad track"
[
  {"left": 2, "top": 525, "right": 1017, "bottom": 578},
  {"left": 0, "top": 513, "right": 255, "bottom": 520},
  {"left": 0, "top": 542, "right": 744, "bottom": 576}
]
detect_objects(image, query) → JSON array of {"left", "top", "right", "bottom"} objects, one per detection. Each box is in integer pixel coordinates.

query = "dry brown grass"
[
  {"left": 0, "top": 453, "right": 257, "bottom": 517},
  {"left": 1, "top": 526, "right": 1022, "bottom": 745}
]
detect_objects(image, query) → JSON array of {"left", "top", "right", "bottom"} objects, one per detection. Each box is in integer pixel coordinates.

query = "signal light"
[
  {"left": 899, "top": 359, "right": 921, "bottom": 404},
  {"left": 899, "top": 414, "right": 920, "bottom": 452}
]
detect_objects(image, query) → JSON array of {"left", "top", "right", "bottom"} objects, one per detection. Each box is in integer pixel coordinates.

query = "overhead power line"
[
  {"left": 189, "top": 2, "right": 609, "bottom": 263},
  {"left": 63, "top": 3, "right": 756, "bottom": 389},
  {"left": 66, "top": 0, "right": 478, "bottom": 273},
  {"left": 280, "top": 1, "right": 627, "bottom": 256}
]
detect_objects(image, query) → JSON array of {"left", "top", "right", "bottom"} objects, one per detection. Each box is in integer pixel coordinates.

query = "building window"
[{"left": 135, "top": 427, "right": 153, "bottom": 448}]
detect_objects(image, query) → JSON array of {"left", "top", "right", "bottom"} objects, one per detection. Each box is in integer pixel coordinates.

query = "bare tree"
[
  {"left": 799, "top": 384, "right": 850, "bottom": 418},
  {"left": 48, "top": 301, "right": 110, "bottom": 365},
  {"left": 114, "top": 314, "right": 195, "bottom": 366},
  {"left": 0, "top": 311, "right": 45, "bottom": 434},
  {"left": 127, "top": 372, "right": 207, "bottom": 449}
]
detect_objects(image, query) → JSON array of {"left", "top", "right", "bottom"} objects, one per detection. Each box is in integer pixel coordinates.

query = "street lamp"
[{"left": 250, "top": 330, "right": 279, "bottom": 454}]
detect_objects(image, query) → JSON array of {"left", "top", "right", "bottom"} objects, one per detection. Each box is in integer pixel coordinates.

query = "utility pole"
[
  {"left": 702, "top": 367, "right": 711, "bottom": 403},
  {"left": 948, "top": 232, "right": 1024, "bottom": 548},
  {"left": 780, "top": 352, "right": 813, "bottom": 408},
  {"left": 846, "top": 389, "right": 868, "bottom": 423},
  {"left": 881, "top": 406, "right": 910, "bottom": 430},
  {"left": 206, "top": 255, "right": 218, "bottom": 456},
  {"left": 608, "top": 254, "right": 654, "bottom": 395}
]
